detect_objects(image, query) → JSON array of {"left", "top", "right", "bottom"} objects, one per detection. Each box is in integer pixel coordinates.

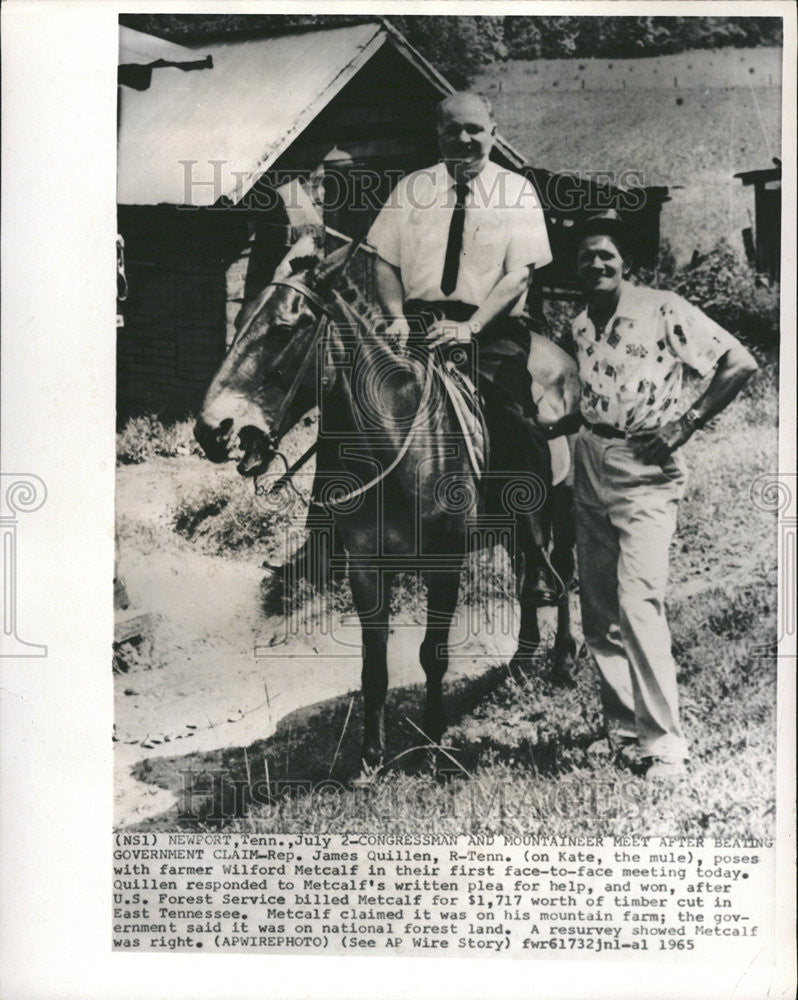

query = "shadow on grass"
[
  {"left": 130, "top": 647, "right": 597, "bottom": 831},
  {"left": 126, "top": 580, "right": 777, "bottom": 837}
]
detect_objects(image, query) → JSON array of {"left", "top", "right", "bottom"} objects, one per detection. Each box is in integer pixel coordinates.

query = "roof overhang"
[
  {"left": 118, "top": 26, "right": 213, "bottom": 90},
  {"left": 117, "top": 20, "right": 530, "bottom": 207}
]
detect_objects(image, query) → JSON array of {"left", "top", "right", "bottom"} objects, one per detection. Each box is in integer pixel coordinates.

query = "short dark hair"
[
  {"left": 436, "top": 91, "right": 494, "bottom": 126},
  {"left": 574, "top": 211, "right": 633, "bottom": 262}
]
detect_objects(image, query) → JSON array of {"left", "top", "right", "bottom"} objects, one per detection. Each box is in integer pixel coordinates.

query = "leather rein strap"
[
  {"left": 319, "top": 351, "right": 435, "bottom": 509},
  {"left": 263, "top": 278, "right": 331, "bottom": 448},
  {"left": 259, "top": 274, "right": 435, "bottom": 508},
  {"left": 270, "top": 275, "right": 333, "bottom": 317}
]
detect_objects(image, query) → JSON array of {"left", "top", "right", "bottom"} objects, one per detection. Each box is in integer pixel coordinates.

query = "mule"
[{"left": 195, "top": 240, "right": 577, "bottom": 773}]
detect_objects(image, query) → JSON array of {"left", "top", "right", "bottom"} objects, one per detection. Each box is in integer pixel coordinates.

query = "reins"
[
  {"left": 270, "top": 275, "right": 334, "bottom": 318},
  {"left": 317, "top": 350, "right": 436, "bottom": 509},
  {"left": 255, "top": 273, "right": 436, "bottom": 507},
  {"left": 266, "top": 310, "right": 328, "bottom": 449}
]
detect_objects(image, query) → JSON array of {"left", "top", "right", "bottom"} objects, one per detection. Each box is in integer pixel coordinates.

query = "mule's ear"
[
  {"left": 274, "top": 231, "right": 321, "bottom": 279},
  {"left": 316, "top": 239, "right": 359, "bottom": 286}
]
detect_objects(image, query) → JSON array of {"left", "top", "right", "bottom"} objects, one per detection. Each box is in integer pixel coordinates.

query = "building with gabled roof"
[{"left": 117, "top": 19, "right": 668, "bottom": 417}]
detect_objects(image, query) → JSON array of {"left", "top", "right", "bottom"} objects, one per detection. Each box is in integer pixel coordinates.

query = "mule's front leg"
[
  {"left": 509, "top": 536, "right": 543, "bottom": 672},
  {"left": 349, "top": 568, "right": 393, "bottom": 772},
  {"left": 550, "top": 481, "right": 577, "bottom": 685},
  {"left": 419, "top": 569, "right": 461, "bottom": 744},
  {"left": 552, "top": 592, "right": 577, "bottom": 687}
]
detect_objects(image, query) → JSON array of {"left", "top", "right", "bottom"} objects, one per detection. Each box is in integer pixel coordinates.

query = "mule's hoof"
[
  {"left": 352, "top": 758, "right": 383, "bottom": 786},
  {"left": 420, "top": 717, "right": 447, "bottom": 749},
  {"left": 550, "top": 664, "right": 577, "bottom": 688}
]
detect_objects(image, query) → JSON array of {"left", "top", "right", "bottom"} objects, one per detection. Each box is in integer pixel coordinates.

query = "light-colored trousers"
[{"left": 573, "top": 427, "right": 689, "bottom": 762}]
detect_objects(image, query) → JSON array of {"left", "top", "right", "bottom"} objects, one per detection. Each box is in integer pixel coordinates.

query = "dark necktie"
[{"left": 440, "top": 181, "right": 470, "bottom": 296}]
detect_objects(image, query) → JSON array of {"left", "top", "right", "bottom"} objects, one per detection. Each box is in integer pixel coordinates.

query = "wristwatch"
[{"left": 682, "top": 409, "right": 703, "bottom": 433}]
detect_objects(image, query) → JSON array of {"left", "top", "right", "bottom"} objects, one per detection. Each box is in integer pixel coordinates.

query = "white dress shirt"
[{"left": 367, "top": 160, "right": 552, "bottom": 314}]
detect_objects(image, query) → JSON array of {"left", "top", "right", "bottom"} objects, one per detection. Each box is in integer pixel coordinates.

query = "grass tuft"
[{"left": 117, "top": 414, "right": 204, "bottom": 465}]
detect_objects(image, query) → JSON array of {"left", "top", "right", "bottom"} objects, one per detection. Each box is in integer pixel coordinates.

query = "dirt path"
[{"left": 114, "top": 458, "right": 525, "bottom": 826}]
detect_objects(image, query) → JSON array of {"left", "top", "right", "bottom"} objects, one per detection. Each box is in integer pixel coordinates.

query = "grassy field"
[
  {"left": 121, "top": 346, "right": 778, "bottom": 838},
  {"left": 480, "top": 46, "right": 782, "bottom": 94},
  {"left": 475, "top": 47, "right": 783, "bottom": 262}
]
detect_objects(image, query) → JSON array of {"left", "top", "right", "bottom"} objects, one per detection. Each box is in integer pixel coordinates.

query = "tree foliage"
[
  {"left": 504, "top": 15, "right": 782, "bottom": 60},
  {"left": 120, "top": 13, "right": 783, "bottom": 85},
  {"left": 638, "top": 241, "right": 780, "bottom": 349}
]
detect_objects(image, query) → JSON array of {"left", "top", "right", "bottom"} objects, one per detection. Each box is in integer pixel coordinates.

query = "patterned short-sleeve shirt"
[{"left": 571, "top": 281, "right": 740, "bottom": 433}]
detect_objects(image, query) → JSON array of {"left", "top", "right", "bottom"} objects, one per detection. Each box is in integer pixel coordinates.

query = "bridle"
[
  {"left": 270, "top": 275, "right": 333, "bottom": 319},
  {"left": 253, "top": 270, "right": 435, "bottom": 508},
  {"left": 257, "top": 276, "right": 332, "bottom": 456}
]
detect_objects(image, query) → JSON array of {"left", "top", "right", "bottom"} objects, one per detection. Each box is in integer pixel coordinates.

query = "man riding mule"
[
  {"left": 194, "top": 93, "right": 577, "bottom": 774},
  {"left": 275, "top": 93, "right": 566, "bottom": 611},
  {"left": 366, "top": 91, "right": 563, "bottom": 608}
]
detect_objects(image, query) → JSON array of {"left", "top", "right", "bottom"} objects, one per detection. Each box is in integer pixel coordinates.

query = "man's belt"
[
  {"left": 404, "top": 300, "right": 532, "bottom": 351},
  {"left": 404, "top": 299, "right": 476, "bottom": 323},
  {"left": 581, "top": 417, "right": 658, "bottom": 441}
]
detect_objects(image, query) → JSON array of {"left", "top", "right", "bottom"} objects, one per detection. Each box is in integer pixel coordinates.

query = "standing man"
[
  {"left": 569, "top": 211, "right": 758, "bottom": 782},
  {"left": 367, "top": 91, "right": 560, "bottom": 604}
]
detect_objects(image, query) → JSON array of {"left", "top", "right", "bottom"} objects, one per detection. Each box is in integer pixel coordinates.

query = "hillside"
[{"left": 476, "top": 48, "right": 783, "bottom": 262}]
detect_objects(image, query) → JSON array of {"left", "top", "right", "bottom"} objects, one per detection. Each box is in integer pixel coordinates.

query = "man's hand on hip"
[
  {"left": 633, "top": 417, "right": 693, "bottom": 465},
  {"left": 425, "top": 319, "right": 474, "bottom": 348}
]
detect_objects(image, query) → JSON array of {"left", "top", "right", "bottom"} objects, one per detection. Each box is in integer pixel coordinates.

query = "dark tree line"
[
  {"left": 502, "top": 16, "right": 782, "bottom": 61},
  {"left": 120, "top": 14, "right": 783, "bottom": 87}
]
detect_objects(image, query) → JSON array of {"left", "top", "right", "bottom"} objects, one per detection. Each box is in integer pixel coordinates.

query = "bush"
[
  {"left": 637, "top": 240, "right": 780, "bottom": 349},
  {"left": 541, "top": 298, "right": 577, "bottom": 348},
  {"left": 117, "top": 414, "right": 203, "bottom": 465},
  {"left": 543, "top": 238, "right": 779, "bottom": 362}
]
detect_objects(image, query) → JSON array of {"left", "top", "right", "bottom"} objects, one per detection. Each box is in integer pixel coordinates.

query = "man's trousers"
[{"left": 573, "top": 427, "right": 689, "bottom": 762}]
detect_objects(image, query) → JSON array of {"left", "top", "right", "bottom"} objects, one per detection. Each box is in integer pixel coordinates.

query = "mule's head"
[{"left": 194, "top": 241, "right": 351, "bottom": 476}]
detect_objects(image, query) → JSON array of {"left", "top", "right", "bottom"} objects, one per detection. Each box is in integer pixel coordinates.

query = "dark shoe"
[{"left": 587, "top": 734, "right": 639, "bottom": 767}]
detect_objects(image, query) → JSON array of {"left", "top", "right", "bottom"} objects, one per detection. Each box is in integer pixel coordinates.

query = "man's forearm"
[
  {"left": 633, "top": 343, "right": 757, "bottom": 465},
  {"left": 374, "top": 257, "right": 406, "bottom": 316},
  {"left": 682, "top": 344, "right": 759, "bottom": 431},
  {"left": 469, "top": 265, "right": 535, "bottom": 334},
  {"left": 544, "top": 412, "right": 583, "bottom": 439}
]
